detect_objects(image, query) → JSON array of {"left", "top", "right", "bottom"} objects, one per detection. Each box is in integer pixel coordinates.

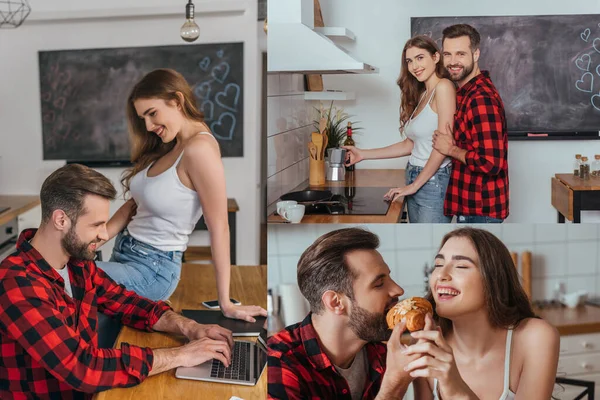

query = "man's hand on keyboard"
[
  {"left": 178, "top": 337, "right": 232, "bottom": 368},
  {"left": 185, "top": 323, "right": 234, "bottom": 348}
]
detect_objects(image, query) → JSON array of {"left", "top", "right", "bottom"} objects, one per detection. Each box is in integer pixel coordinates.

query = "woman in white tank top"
[
  {"left": 343, "top": 36, "right": 456, "bottom": 223},
  {"left": 401, "top": 228, "right": 559, "bottom": 399},
  {"left": 96, "top": 69, "right": 266, "bottom": 323}
]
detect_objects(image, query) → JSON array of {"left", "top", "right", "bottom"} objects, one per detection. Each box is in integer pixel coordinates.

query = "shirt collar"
[
  {"left": 299, "top": 313, "right": 386, "bottom": 375},
  {"left": 457, "top": 70, "right": 490, "bottom": 96},
  {"left": 17, "top": 228, "right": 88, "bottom": 284}
]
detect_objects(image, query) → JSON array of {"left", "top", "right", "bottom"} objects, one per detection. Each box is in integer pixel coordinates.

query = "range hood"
[{"left": 267, "top": 0, "right": 378, "bottom": 74}]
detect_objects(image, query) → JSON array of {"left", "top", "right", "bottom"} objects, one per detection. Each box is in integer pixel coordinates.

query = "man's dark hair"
[
  {"left": 297, "top": 228, "right": 380, "bottom": 314},
  {"left": 442, "top": 24, "right": 481, "bottom": 51},
  {"left": 40, "top": 164, "right": 117, "bottom": 224}
]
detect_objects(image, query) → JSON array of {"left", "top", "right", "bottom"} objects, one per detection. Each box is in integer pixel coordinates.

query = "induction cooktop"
[{"left": 303, "top": 187, "right": 392, "bottom": 215}]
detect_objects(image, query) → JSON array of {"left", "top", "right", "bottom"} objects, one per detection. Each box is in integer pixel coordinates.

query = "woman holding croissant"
[{"left": 401, "top": 228, "right": 559, "bottom": 399}]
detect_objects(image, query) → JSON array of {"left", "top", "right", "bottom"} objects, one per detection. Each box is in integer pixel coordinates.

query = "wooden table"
[
  {"left": 551, "top": 174, "right": 600, "bottom": 223},
  {"left": 536, "top": 304, "right": 600, "bottom": 336},
  {"left": 0, "top": 195, "right": 40, "bottom": 226},
  {"left": 191, "top": 198, "right": 239, "bottom": 264},
  {"left": 95, "top": 264, "right": 267, "bottom": 400},
  {"left": 267, "top": 169, "right": 406, "bottom": 223}
]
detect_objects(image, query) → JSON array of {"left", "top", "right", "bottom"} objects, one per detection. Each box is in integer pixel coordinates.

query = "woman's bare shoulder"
[
  {"left": 514, "top": 317, "right": 559, "bottom": 351},
  {"left": 435, "top": 78, "right": 456, "bottom": 94}
]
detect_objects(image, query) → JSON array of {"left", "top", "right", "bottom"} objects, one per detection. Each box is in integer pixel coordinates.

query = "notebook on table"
[
  {"left": 175, "top": 327, "right": 268, "bottom": 386},
  {"left": 181, "top": 309, "right": 267, "bottom": 337}
]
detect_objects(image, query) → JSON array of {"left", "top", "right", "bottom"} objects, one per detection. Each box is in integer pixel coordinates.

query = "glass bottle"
[
  {"left": 343, "top": 122, "right": 355, "bottom": 172},
  {"left": 580, "top": 156, "right": 590, "bottom": 180},
  {"left": 574, "top": 154, "right": 582, "bottom": 177},
  {"left": 592, "top": 155, "right": 600, "bottom": 178}
]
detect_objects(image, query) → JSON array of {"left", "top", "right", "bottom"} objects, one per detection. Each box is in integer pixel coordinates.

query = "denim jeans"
[
  {"left": 457, "top": 215, "right": 504, "bottom": 224},
  {"left": 405, "top": 162, "right": 452, "bottom": 223},
  {"left": 96, "top": 230, "right": 184, "bottom": 302}
]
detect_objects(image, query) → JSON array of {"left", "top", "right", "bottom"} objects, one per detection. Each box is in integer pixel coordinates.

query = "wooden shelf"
[
  {"left": 28, "top": 1, "right": 247, "bottom": 22},
  {"left": 304, "top": 91, "right": 355, "bottom": 101},
  {"left": 313, "top": 27, "right": 356, "bottom": 40}
]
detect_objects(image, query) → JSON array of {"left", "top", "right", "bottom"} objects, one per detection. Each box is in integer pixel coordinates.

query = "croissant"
[{"left": 386, "top": 297, "right": 433, "bottom": 332}]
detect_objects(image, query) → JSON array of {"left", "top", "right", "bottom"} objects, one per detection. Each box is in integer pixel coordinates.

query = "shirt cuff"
[
  {"left": 120, "top": 342, "right": 154, "bottom": 382},
  {"left": 146, "top": 301, "right": 173, "bottom": 331}
]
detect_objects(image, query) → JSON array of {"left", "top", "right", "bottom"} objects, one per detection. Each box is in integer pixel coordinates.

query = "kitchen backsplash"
[
  {"left": 266, "top": 73, "right": 312, "bottom": 214},
  {"left": 268, "top": 223, "right": 600, "bottom": 302}
]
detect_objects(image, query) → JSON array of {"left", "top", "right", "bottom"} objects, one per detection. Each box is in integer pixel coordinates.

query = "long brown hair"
[
  {"left": 425, "top": 228, "right": 537, "bottom": 334},
  {"left": 397, "top": 35, "right": 450, "bottom": 130},
  {"left": 121, "top": 68, "right": 204, "bottom": 194}
]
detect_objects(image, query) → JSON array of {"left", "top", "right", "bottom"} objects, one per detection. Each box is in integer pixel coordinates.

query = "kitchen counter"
[
  {"left": 268, "top": 169, "right": 406, "bottom": 223},
  {"left": 536, "top": 304, "right": 600, "bottom": 336},
  {"left": 0, "top": 195, "right": 40, "bottom": 226}
]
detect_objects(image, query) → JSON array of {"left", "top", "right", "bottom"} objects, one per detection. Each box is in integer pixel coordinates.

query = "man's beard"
[
  {"left": 347, "top": 300, "right": 391, "bottom": 342},
  {"left": 61, "top": 225, "right": 97, "bottom": 261},
  {"left": 446, "top": 57, "right": 475, "bottom": 82}
]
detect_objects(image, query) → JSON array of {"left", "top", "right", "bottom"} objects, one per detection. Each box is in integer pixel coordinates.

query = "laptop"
[
  {"left": 182, "top": 309, "right": 267, "bottom": 337},
  {"left": 175, "top": 328, "right": 268, "bottom": 386}
]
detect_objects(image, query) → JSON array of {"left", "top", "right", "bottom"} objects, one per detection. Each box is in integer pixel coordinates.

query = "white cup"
[
  {"left": 277, "top": 200, "right": 298, "bottom": 216},
  {"left": 281, "top": 204, "right": 305, "bottom": 223}
]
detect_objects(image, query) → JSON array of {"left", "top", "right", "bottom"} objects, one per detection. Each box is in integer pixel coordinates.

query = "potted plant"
[{"left": 313, "top": 101, "right": 362, "bottom": 155}]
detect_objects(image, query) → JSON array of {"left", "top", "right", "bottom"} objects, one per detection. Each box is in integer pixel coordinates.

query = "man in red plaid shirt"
[
  {"left": 268, "top": 228, "right": 420, "bottom": 400},
  {"left": 0, "top": 164, "right": 233, "bottom": 399},
  {"left": 433, "top": 24, "right": 509, "bottom": 223}
]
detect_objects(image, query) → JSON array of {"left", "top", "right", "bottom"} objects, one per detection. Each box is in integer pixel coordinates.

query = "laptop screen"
[{"left": 255, "top": 328, "right": 268, "bottom": 379}]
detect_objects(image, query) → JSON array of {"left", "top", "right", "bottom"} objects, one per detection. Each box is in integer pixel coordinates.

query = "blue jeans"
[
  {"left": 97, "top": 230, "right": 184, "bottom": 302},
  {"left": 405, "top": 162, "right": 452, "bottom": 223},
  {"left": 457, "top": 215, "right": 504, "bottom": 224}
]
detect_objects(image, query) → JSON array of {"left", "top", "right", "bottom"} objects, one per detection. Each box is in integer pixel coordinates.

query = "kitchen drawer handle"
[{"left": 581, "top": 341, "right": 593, "bottom": 349}]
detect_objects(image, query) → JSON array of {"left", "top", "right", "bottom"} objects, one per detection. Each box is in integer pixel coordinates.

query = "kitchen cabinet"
[{"left": 556, "top": 332, "right": 600, "bottom": 398}]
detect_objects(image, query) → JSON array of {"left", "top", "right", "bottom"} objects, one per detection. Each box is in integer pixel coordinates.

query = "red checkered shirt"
[
  {"left": 267, "top": 313, "right": 387, "bottom": 400},
  {"left": 444, "top": 71, "right": 509, "bottom": 219},
  {"left": 0, "top": 229, "right": 172, "bottom": 399}
]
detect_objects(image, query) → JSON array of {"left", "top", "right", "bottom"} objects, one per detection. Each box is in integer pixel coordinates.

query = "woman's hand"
[
  {"left": 383, "top": 184, "right": 418, "bottom": 202},
  {"left": 403, "top": 327, "right": 477, "bottom": 399},
  {"left": 124, "top": 198, "right": 138, "bottom": 223},
  {"left": 342, "top": 145, "right": 364, "bottom": 166},
  {"left": 220, "top": 301, "right": 268, "bottom": 323}
]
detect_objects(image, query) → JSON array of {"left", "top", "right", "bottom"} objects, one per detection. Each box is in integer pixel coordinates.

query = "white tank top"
[
  {"left": 127, "top": 134, "right": 211, "bottom": 251},
  {"left": 403, "top": 87, "right": 451, "bottom": 168},
  {"left": 433, "top": 329, "right": 515, "bottom": 400}
]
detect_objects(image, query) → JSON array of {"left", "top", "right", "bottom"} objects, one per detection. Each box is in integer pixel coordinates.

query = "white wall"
[
  {"left": 269, "top": 223, "right": 600, "bottom": 305},
  {"left": 0, "top": 0, "right": 263, "bottom": 264},
  {"left": 266, "top": 73, "right": 312, "bottom": 213},
  {"left": 310, "top": 0, "right": 600, "bottom": 222}
]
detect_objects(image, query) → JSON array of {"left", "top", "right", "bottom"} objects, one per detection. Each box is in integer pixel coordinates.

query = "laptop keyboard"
[{"left": 210, "top": 341, "right": 252, "bottom": 382}]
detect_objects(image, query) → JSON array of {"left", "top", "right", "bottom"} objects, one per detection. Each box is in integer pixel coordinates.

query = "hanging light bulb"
[{"left": 180, "top": 0, "right": 200, "bottom": 43}]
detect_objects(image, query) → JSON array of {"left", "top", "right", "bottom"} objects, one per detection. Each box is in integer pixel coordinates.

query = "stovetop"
[
  {"left": 304, "top": 187, "right": 392, "bottom": 215},
  {"left": 0, "top": 206, "right": 9, "bottom": 214}
]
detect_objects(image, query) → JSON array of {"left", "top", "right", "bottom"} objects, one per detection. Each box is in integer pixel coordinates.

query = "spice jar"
[
  {"left": 574, "top": 154, "right": 582, "bottom": 177},
  {"left": 580, "top": 156, "right": 590, "bottom": 180},
  {"left": 592, "top": 155, "right": 600, "bottom": 178}
]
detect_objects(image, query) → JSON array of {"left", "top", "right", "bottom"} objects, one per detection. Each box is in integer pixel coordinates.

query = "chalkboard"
[
  {"left": 39, "top": 42, "right": 244, "bottom": 162},
  {"left": 411, "top": 15, "right": 600, "bottom": 136}
]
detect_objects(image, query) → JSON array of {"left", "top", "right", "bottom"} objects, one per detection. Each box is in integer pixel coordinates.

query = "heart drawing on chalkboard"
[
  {"left": 591, "top": 92, "right": 600, "bottom": 112},
  {"left": 593, "top": 38, "right": 600, "bottom": 54},
  {"left": 42, "top": 111, "right": 55, "bottom": 123},
  {"left": 576, "top": 54, "right": 592, "bottom": 72},
  {"left": 198, "top": 57, "right": 211, "bottom": 71},
  {"left": 575, "top": 72, "right": 594, "bottom": 93},
  {"left": 53, "top": 97, "right": 66, "bottom": 110},
  {"left": 581, "top": 28, "right": 591, "bottom": 42},
  {"left": 212, "top": 62, "right": 230, "bottom": 83},
  {"left": 201, "top": 100, "right": 214, "bottom": 121},
  {"left": 215, "top": 83, "right": 241, "bottom": 112},
  {"left": 211, "top": 112, "right": 236, "bottom": 141},
  {"left": 194, "top": 81, "right": 212, "bottom": 100}
]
